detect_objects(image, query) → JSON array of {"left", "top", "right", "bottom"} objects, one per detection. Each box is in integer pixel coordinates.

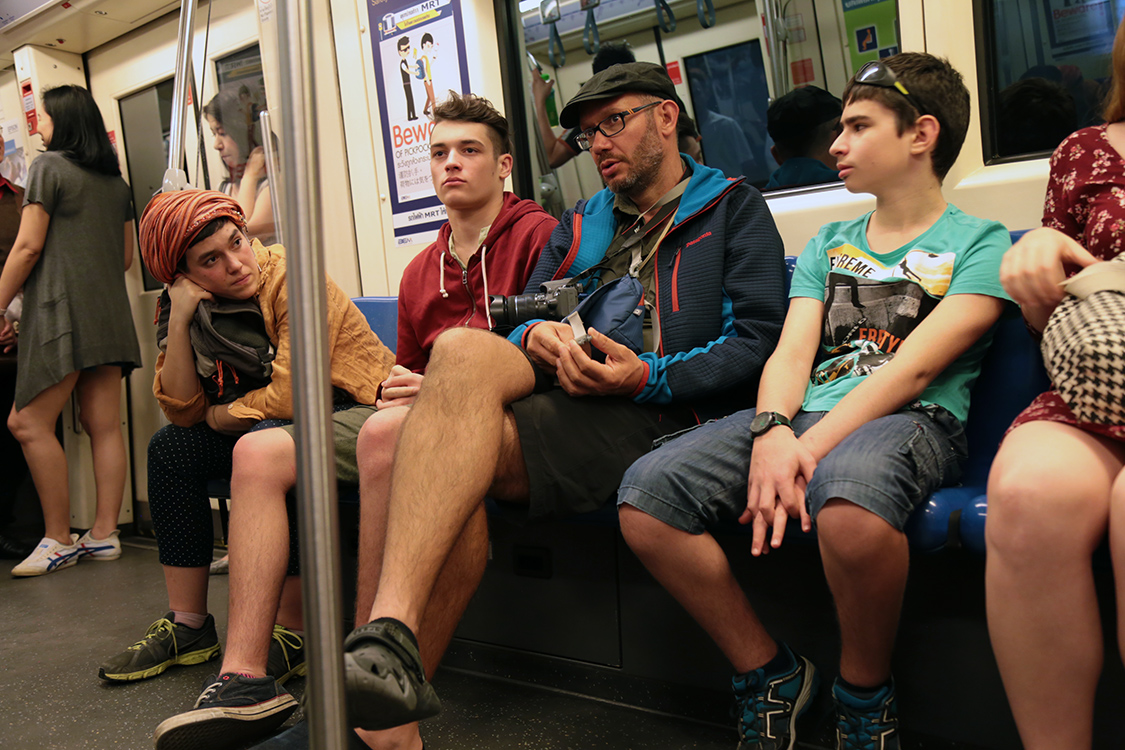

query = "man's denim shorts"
[{"left": 616, "top": 404, "right": 967, "bottom": 534}]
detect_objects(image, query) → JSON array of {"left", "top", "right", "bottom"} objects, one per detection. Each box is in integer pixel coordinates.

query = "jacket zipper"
[
  {"left": 460, "top": 264, "right": 477, "bottom": 327},
  {"left": 669, "top": 247, "right": 682, "bottom": 312}
]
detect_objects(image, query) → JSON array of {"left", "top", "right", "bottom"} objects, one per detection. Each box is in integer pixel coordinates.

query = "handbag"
[
  {"left": 559, "top": 189, "right": 683, "bottom": 361},
  {"left": 563, "top": 273, "right": 645, "bottom": 361},
  {"left": 1040, "top": 253, "right": 1125, "bottom": 425}
]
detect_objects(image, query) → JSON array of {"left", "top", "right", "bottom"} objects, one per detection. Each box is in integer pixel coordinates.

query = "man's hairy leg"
[
  {"left": 370, "top": 327, "right": 536, "bottom": 631},
  {"left": 353, "top": 503, "right": 489, "bottom": 750}
]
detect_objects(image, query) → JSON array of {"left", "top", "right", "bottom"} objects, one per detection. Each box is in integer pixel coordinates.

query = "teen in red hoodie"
[{"left": 396, "top": 191, "right": 556, "bottom": 372}]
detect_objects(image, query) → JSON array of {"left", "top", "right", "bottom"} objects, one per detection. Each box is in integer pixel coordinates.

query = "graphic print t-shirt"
[{"left": 789, "top": 205, "right": 1012, "bottom": 423}]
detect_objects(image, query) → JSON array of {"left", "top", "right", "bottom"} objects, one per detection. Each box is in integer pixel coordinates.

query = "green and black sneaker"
[
  {"left": 267, "top": 623, "right": 307, "bottom": 685},
  {"left": 98, "top": 612, "right": 221, "bottom": 682}
]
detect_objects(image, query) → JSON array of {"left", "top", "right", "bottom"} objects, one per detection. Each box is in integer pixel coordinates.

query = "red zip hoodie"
[{"left": 396, "top": 192, "right": 558, "bottom": 372}]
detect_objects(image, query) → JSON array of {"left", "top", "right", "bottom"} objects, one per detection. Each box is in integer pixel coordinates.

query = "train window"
[
  {"left": 977, "top": 0, "right": 1125, "bottom": 162},
  {"left": 208, "top": 45, "right": 277, "bottom": 246},
  {"left": 519, "top": 0, "right": 904, "bottom": 199},
  {"left": 119, "top": 78, "right": 177, "bottom": 292},
  {"left": 684, "top": 41, "right": 770, "bottom": 185}
]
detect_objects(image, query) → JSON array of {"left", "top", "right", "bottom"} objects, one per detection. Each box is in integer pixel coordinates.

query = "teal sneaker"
[
  {"left": 732, "top": 643, "right": 819, "bottom": 750},
  {"left": 832, "top": 678, "right": 900, "bottom": 750}
]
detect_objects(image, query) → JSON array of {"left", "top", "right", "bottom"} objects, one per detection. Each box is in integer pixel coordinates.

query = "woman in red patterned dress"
[{"left": 986, "top": 20, "right": 1125, "bottom": 750}]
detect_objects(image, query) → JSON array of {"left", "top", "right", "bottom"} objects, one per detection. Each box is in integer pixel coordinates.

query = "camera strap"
[{"left": 599, "top": 178, "right": 688, "bottom": 276}]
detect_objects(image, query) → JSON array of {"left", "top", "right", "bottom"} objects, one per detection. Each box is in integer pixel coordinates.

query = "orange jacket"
[{"left": 153, "top": 240, "right": 394, "bottom": 426}]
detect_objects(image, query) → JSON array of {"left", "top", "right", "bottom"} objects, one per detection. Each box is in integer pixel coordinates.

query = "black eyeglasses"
[
  {"left": 575, "top": 101, "right": 662, "bottom": 151},
  {"left": 854, "top": 61, "right": 931, "bottom": 119}
]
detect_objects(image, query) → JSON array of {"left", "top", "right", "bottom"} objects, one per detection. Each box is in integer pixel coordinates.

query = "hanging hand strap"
[
  {"left": 548, "top": 22, "right": 566, "bottom": 67},
  {"left": 696, "top": 0, "right": 715, "bottom": 28},
  {"left": 654, "top": 0, "right": 676, "bottom": 32},
  {"left": 583, "top": 7, "right": 601, "bottom": 55}
]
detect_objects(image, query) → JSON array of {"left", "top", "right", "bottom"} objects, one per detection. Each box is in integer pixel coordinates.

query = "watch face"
[{"left": 750, "top": 412, "right": 772, "bottom": 434}]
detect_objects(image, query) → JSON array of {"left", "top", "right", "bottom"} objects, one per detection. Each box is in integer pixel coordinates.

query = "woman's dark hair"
[
  {"left": 204, "top": 89, "right": 253, "bottom": 174},
  {"left": 41, "top": 85, "right": 120, "bottom": 176}
]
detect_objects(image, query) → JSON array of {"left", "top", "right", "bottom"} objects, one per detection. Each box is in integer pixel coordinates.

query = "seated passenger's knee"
[
  {"left": 231, "top": 429, "right": 296, "bottom": 487},
  {"left": 986, "top": 469, "right": 1104, "bottom": 560},
  {"left": 356, "top": 409, "right": 407, "bottom": 476},
  {"left": 816, "top": 499, "right": 901, "bottom": 560},
  {"left": 148, "top": 423, "right": 186, "bottom": 459},
  {"left": 619, "top": 504, "right": 671, "bottom": 553},
  {"left": 428, "top": 326, "right": 500, "bottom": 371}
]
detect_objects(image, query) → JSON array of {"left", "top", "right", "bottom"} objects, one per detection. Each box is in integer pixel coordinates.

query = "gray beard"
[{"left": 606, "top": 118, "right": 664, "bottom": 200}]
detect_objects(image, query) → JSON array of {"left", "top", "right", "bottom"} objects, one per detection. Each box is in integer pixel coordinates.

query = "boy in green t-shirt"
[{"left": 615, "top": 53, "right": 1011, "bottom": 749}]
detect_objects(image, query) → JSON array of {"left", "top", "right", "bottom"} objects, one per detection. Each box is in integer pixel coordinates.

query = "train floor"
[{"left": 1, "top": 536, "right": 739, "bottom": 750}]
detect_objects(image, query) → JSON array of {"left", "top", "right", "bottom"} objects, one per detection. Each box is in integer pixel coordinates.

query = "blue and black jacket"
[{"left": 510, "top": 159, "right": 787, "bottom": 421}]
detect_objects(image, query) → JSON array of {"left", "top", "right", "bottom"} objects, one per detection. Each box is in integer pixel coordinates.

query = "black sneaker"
[
  {"left": 732, "top": 642, "right": 819, "bottom": 750},
  {"left": 153, "top": 672, "right": 298, "bottom": 750},
  {"left": 267, "top": 624, "right": 307, "bottom": 685},
  {"left": 343, "top": 618, "right": 441, "bottom": 730},
  {"left": 247, "top": 719, "right": 379, "bottom": 749},
  {"left": 99, "top": 613, "right": 221, "bottom": 682}
]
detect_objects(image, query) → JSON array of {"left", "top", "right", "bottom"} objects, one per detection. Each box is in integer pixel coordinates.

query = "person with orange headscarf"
[{"left": 97, "top": 190, "right": 394, "bottom": 740}]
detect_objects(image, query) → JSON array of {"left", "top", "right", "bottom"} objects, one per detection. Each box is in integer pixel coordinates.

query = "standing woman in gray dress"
[{"left": 0, "top": 85, "right": 141, "bottom": 577}]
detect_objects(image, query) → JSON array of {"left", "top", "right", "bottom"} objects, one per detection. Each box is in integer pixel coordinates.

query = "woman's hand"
[
  {"left": 168, "top": 275, "right": 212, "bottom": 326},
  {"left": 1001, "top": 227, "right": 1099, "bottom": 332},
  {"left": 0, "top": 319, "right": 16, "bottom": 353},
  {"left": 243, "top": 146, "right": 267, "bottom": 180}
]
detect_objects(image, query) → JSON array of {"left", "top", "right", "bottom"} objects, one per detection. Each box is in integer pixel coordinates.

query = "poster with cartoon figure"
[{"left": 369, "top": 0, "right": 470, "bottom": 246}]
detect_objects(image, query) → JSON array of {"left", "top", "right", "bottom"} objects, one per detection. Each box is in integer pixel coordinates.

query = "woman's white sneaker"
[
  {"left": 11, "top": 534, "right": 81, "bottom": 577},
  {"left": 77, "top": 529, "right": 122, "bottom": 561}
]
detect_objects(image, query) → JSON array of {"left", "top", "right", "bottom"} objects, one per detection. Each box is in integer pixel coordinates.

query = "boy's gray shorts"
[{"left": 616, "top": 404, "right": 967, "bottom": 534}]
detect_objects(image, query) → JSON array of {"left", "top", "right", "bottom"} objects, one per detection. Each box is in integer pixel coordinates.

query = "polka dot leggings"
[{"left": 147, "top": 420, "right": 300, "bottom": 573}]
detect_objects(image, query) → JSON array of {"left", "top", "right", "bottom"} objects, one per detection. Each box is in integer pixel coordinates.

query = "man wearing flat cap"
[
  {"left": 339, "top": 62, "right": 788, "bottom": 744},
  {"left": 765, "top": 85, "right": 843, "bottom": 190}
]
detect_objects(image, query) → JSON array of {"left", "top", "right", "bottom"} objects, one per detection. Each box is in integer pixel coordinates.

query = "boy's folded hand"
[{"left": 744, "top": 429, "right": 816, "bottom": 556}]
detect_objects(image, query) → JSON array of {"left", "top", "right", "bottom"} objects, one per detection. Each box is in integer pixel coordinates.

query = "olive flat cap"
[{"left": 559, "top": 62, "right": 679, "bottom": 128}]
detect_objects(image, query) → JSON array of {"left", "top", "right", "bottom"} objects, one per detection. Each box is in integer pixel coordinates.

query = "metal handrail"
[
  {"left": 259, "top": 110, "right": 284, "bottom": 247},
  {"left": 275, "top": 1, "right": 350, "bottom": 748},
  {"left": 163, "top": 0, "right": 195, "bottom": 192}
]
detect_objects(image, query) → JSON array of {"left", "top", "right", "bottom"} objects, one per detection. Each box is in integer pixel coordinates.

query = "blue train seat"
[{"left": 351, "top": 296, "right": 399, "bottom": 355}]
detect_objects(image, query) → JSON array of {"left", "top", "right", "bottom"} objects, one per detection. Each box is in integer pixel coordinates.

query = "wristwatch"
[{"left": 749, "top": 411, "right": 792, "bottom": 438}]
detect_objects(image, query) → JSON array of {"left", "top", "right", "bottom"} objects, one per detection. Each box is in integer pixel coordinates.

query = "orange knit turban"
[{"left": 139, "top": 190, "right": 247, "bottom": 285}]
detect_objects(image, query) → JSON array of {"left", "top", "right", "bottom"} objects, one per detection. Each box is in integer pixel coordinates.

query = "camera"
[{"left": 489, "top": 279, "right": 581, "bottom": 329}]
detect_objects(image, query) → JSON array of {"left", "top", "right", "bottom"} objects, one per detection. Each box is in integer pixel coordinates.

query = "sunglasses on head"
[{"left": 854, "top": 61, "right": 931, "bottom": 119}]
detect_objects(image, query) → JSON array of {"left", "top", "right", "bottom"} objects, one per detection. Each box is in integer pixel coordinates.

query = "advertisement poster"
[
  {"left": 1043, "top": 0, "right": 1116, "bottom": 52},
  {"left": 841, "top": 0, "right": 899, "bottom": 74},
  {"left": 1, "top": 119, "right": 26, "bottom": 188},
  {"left": 213, "top": 45, "right": 270, "bottom": 156},
  {"left": 368, "top": 0, "right": 471, "bottom": 247}
]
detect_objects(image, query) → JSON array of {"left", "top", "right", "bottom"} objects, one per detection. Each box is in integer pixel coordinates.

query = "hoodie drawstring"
[
  {"left": 438, "top": 250, "right": 449, "bottom": 298},
  {"left": 481, "top": 245, "right": 493, "bottom": 330}
]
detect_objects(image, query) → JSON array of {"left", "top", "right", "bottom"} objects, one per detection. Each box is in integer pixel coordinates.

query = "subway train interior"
[{"left": 0, "top": 0, "right": 1122, "bottom": 748}]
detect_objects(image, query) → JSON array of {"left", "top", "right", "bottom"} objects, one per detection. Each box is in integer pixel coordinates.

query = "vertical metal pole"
[
  {"left": 259, "top": 111, "right": 285, "bottom": 246},
  {"left": 762, "top": 0, "right": 786, "bottom": 99},
  {"left": 164, "top": 0, "right": 196, "bottom": 191},
  {"left": 275, "top": 1, "right": 349, "bottom": 749}
]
